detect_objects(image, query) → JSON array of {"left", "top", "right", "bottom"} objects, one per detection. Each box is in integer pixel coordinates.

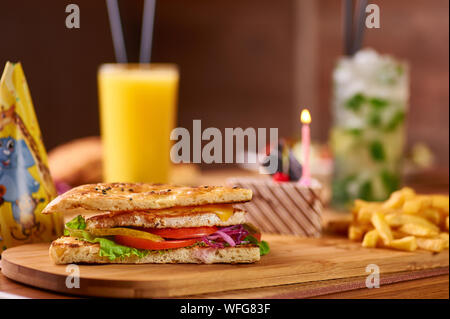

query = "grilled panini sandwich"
[{"left": 43, "top": 183, "right": 269, "bottom": 264}]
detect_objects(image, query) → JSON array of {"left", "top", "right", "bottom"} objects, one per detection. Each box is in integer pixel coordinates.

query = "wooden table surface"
[
  {"left": 0, "top": 268, "right": 447, "bottom": 299},
  {"left": 0, "top": 168, "right": 448, "bottom": 299}
]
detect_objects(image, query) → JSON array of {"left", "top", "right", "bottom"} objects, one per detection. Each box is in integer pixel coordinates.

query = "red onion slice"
[
  {"left": 215, "top": 230, "right": 236, "bottom": 247},
  {"left": 201, "top": 224, "right": 249, "bottom": 248}
]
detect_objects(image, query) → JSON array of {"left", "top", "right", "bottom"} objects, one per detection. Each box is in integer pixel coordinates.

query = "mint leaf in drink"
[
  {"left": 370, "top": 141, "right": 386, "bottom": 162},
  {"left": 346, "top": 93, "right": 365, "bottom": 112},
  {"left": 331, "top": 174, "right": 356, "bottom": 207},
  {"left": 385, "top": 110, "right": 405, "bottom": 131},
  {"left": 381, "top": 170, "right": 400, "bottom": 195},
  {"left": 347, "top": 128, "right": 363, "bottom": 136},
  {"left": 358, "top": 181, "right": 373, "bottom": 201},
  {"left": 369, "top": 97, "right": 388, "bottom": 109},
  {"left": 332, "top": 179, "right": 349, "bottom": 205},
  {"left": 368, "top": 112, "right": 382, "bottom": 127}
]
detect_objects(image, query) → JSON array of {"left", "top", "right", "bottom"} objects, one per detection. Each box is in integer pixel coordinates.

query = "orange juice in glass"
[{"left": 98, "top": 64, "right": 179, "bottom": 183}]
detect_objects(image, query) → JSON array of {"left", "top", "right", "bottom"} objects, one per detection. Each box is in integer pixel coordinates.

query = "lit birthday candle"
[{"left": 299, "top": 109, "right": 311, "bottom": 186}]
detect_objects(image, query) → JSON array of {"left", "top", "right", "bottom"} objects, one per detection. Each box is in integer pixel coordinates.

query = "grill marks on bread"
[{"left": 43, "top": 183, "right": 252, "bottom": 214}]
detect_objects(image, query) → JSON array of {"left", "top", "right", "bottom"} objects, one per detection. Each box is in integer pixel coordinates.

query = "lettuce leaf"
[
  {"left": 244, "top": 235, "right": 270, "bottom": 256},
  {"left": 242, "top": 223, "right": 270, "bottom": 256},
  {"left": 64, "top": 215, "right": 148, "bottom": 261},
  {"left": 90, "top": 237, "right": 148, "bottom": 261},
  {"left": 258, "top": 240, "right": 270, "bottom": 256},
  {"left": 64, "top": 215, "right": 86, "bottom": 235}
]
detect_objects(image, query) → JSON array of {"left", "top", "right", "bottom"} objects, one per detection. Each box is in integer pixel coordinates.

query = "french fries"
[
  {"left": 390, "top": 236, "right": 417, "bottom": 252},
  {"left": 371, "top": 212, "right": 393, "bottom": 245},
  {"left": 362, "top": 230, "right": 379, "bottom": 248},
  {"left": 439, "top": 232, "right": 449, "bottom": 248},
  {"left": 432, "top": 195, "right": 449, "bottom": 214},
  {"left": 420, "top": 208, "right": 441, "bottom": 225},
  {"left": 349, "top": 224, "right": 373, "bottom": 241},
  {"left": 348, "top": 187, "right": 449, "bottom": 253},
  {"left": 382, "top": 187, "right": 415, "bottom": 209},
  {"left": 416, "top": 238, "right": 445, "bottom": 253},
  {"left": 402, "top": 196, "right": 432, "bottom": 214},
  {"left": 398, "top": 223, "right": 439, "bottom": 237},
  {"left": 385, "top": 214, "right": 440, "bottom": 233}
]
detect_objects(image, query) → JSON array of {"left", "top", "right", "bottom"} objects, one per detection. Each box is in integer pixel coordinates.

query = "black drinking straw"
[
  {"left": 343, "top": 0, "right": 354, "bottom": 56},
  {"left": 106, "top": 0, "right": 128, "bottom": 63},
  {"left": 352, "top": 0, "right": 368, "bottom": 55},
  {"left": 139, "top": 0, "right": 156, "bottom": 63}
]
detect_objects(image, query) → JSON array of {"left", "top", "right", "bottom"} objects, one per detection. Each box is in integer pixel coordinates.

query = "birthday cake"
[
  {"left": 227, "top": 139, "right": 323, "bottom": 237},
  {"left": 227, "top": 177, "right": 323, "bottom": 237}
]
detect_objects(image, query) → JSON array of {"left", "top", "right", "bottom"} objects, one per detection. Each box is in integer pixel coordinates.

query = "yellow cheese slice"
[
  {"left": 89, "top": 228, "right": 164, "bottom": 242},
  {"left": 196, "top": 204, "right": 235, "bottom": 221},
  {"left": 148, "top": 204, "right": 236, "bottom": 222}
]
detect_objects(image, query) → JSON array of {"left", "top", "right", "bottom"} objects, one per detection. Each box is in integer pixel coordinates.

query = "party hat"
[{"left": 0, "top": 62, "right": 63, "bottom": 253}]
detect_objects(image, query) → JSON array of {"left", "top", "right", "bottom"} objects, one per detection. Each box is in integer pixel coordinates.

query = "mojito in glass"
[{"left": 331, "top": 49, "right": 409, "bottom": 209}]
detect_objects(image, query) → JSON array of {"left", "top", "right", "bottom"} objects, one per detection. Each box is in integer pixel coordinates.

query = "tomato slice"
[
  {"left": 243, "top": 223, "right": 262, "bottom": 242},
  {"left": 140, "top": 226, "right": 218, "bottom": 239},
  {"left": 115, "top": 235, "right": 199, "bottom": 250}
]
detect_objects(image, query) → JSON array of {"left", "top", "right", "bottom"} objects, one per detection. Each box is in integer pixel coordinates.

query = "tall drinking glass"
[
  {"left": 98, "top": 64, "right": 179, "bottom": 183},
  {"left": 330, "top": 49, "right": 409, "bottom": 209}
]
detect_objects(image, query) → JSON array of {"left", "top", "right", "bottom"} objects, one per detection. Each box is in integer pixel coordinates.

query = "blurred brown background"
[{"left": 0, "top": 0, "right": 448, "bottom": 167}]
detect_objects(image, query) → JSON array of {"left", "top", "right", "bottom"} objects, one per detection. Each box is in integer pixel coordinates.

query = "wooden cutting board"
[{"left": 1, "top": 234, "right": 448, "bottom": 298}]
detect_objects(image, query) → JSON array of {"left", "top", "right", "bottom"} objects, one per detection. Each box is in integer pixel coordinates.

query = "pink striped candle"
[{"left": 299, "top": 109, "right": 311, "bottom": 186}]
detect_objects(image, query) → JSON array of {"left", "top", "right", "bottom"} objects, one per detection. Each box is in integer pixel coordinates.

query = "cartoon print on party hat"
[
  {"left": 1, "top": 104, "right": 55, "bottom": 198},
  {"left": 0, "top": 136, "right": 42, "bottom": 233},
  {"left": 0, "top": 106, "right": 49, "bottom": 241},
  {"left": 0, "top": 104, "right": 16, "bottom": 131},
  {"left": 0, "top": 61, "right": 63, "bottom": 252}
]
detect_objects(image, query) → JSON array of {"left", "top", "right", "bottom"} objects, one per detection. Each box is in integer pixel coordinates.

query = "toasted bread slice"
[
  {"left": 85, "top": 207, "right": 247, "bottom": 230},
  {"left": 43, "top": 183, "right": 252, "bottom": 214},
  {"left": 50, "top": 236, "right": 260, "bottom": 264}
]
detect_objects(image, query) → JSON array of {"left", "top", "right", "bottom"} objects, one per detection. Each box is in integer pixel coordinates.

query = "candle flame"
[{"left": 300, "top": 109, "right": 311, "bottom": 124}]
